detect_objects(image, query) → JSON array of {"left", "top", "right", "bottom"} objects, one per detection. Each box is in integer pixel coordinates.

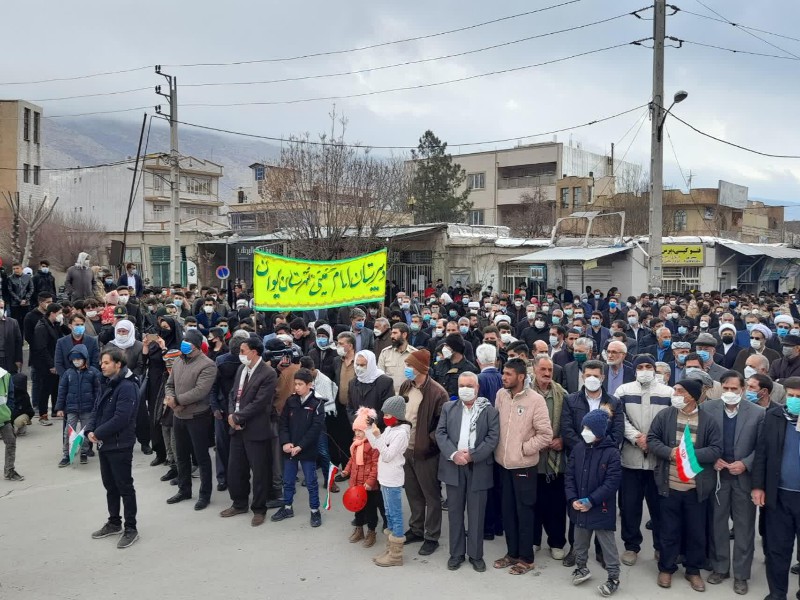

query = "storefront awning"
[
  {"left": 508, "top": 246, "right": 631, "bottom": 263},
  {"left": 718, "top": 241, "right": 800, "bottom": 261}
]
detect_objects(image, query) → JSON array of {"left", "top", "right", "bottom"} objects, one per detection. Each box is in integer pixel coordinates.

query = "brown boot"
[
  {"left": 658, "top": 572, "right": 672, "bottom": 588},
  {"left": 373, "top": 530, "right": 392, "bottom": 563},
  {"left": 349, "top": 526, "right": 365, "bottom": 543},
  {"left": 374, "top": 535, "right": 405, "bottom": 567},
  {"left": 363, "top": 529, "right": 377, "bottom": 548}
]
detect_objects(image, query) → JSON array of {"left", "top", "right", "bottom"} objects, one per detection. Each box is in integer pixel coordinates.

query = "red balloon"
[{"left": 342, "top": 485, "right": 368, "bottom": 512}]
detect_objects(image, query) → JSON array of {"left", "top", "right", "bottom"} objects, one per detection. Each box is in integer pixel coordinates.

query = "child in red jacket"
[{"left": 342, "top": 407, "right": 380, "bottom": 548}]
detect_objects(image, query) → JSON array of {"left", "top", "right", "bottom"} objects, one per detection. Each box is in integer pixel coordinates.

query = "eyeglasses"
[{"left": 750, "top": 336, "right": 763, "bottom": 340}]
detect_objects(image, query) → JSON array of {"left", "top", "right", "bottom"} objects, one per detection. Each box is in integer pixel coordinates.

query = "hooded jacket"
[
  {"left": 565, "top": 435, "right": 622, "bottom": 531},
  {"left": 85, "top": 366, "right": 139, "bottom": 452},
  {"left": 65, "top": 252, "right": 95, "bottom": 301},
  {"left": 55, "top": 344, "right": 102, "bottom": 414}
]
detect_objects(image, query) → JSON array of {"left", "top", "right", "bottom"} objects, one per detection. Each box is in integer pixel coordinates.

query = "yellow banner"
[
  {"left": 253, "top": 248, "right": 387, "bottom": 311},
  {"left": 662, "top": 244, "right": 704, "bottom": 265}
]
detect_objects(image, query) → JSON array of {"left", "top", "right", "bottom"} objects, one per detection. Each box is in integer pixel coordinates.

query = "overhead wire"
[
  {"left": 674, "top": 6, "right": 800, "bottom": 44},
  {"left": 0, "top": 65, "right": 152, "bottom": 87},
  {"left": 672, "top": 37, "right": 800, "bottom": 61}
]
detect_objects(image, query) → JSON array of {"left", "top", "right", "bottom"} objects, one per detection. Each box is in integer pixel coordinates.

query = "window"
[
  {"left": 152, "top": 204, "right": 168, "bottom": 214},
  {"left": 573, "top": 187, "right": 583, "bottom": 206},
  {"left": 469, "top": 209, "right": 485, "bottom": 225},
  {"left": 254, "top": 165, "right": 265, "bottom": 181},
  {"left": 237, "top": 190, "right": 246, "bottom": 204},
  {"left": 33, "top": 166, "right": 40, "bottom": 185},
  {"left": 23, "top": 108, "right": 30, "bottom": 141},
  {"left": 123, "top": 247, "right": 142, "bottom": 265},
  {"left": 153, "top": 174, "right": 163, "bottom": 192},
  {"left": 23, "top": 164, "right": 30, "bottom": 183},
  {"left": 185, "top": 177, "right": 210, "bottom": 195},
  {"left": 560, "top": 187, "right": 570, "bottom": 208},
  {"left": 33, "top": 112, "right": 40, "bottom": 144},
  {"left": 150, "top": 246, "right": 171, "bottom": 288},
  {"left": 466, "top": 173, "right": 486, "bottom": 190},
  {"left": 662, "top": 267, "right": 700, "bottom": 294},
  {"left": 704, "top": 207, "right": 715, "bottom": 220},
  {"left": 673, "top": 209, "right": 687, "bottom": 231}
]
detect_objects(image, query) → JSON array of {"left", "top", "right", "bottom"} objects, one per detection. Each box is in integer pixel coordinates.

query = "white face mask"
[
  {"left": 203, "top": 306, "right": 213, "bottom": 314},
  {"left": 336, "top": 346, "right": 347, "bottom": 357},
  {"left": 581, "top": 429, "right": 596, "bottom": 444},
  {"left": 458, "top": 387, "right": 476, "bottom": 403},
  {"left": 434, "top": 329, "right": 443, "bottom": 338},
  {"left": 86, "top": 310, "right": 98, "bottom": 318},
  {"left": 55, "top": 314, "right": 64, "bottom": 324},
  {"left": 671, "top": 395, "right": 687, "bottom": 410},
  {"left": 636, "top": 370, "right": 655, "bottom": 384},
  {"left": 442, "top": 346, "right": 453, "bottom": 360},
  {"left": 750, "top": 339, "right": 762, "bottom": 350},
  {"left": 743, "top": 366, "right": 757, "bottom": 379},
  {"left": 721, "top": 391, "right": 741, "bottom": 406},
  {"left": 118, "top": 295, "right": 129, "bottom": 305},
  {"left": 584, "top": 376, "right": 602, "bottom": 392},
  {"left": 239, "top": 354, "right": 250, "bottom": 366},
  {"left": 355, "top": 365, "right": 367, "bottom": 377},
  {"left": 72, "top": 359, "right": 85, "bottom": 368},
  {"left": 534, "top": 320, "right": 546, "bottom": 329},
  {"left": 699, "top": 321, "right": 709, "bottom": 329},
  {"left": 500, "top": 333, "right": 512, "bottom": 344}
]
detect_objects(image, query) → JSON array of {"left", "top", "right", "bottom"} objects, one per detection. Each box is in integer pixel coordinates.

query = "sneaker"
[
  {"left": 598, "top": 578, "right": 620, "bottom": 596},
  {"left": 562, "top": 550, "right": 576, "bottom": 567},
  {"left": 621, "top": 550, "right": 638, "bottom": 566},
  {"left": 39, "top": 416, "right": 53, "bottom": 426},
  {"left": 15, "top": 425, "right": 26, "bottom": 436},
  {"left": 4, "top": 469, "right": 24, "bottom": 481},
  {"left": 91, "top": 522, "right": 123, "bottom": 539},
  {"left": 270, "top": 506, "right": 294, "bottom": 522},
  {"left": 572, "top": 566, "right": 592, "bottom": 585},
  {"left": 117, "top": 529, "right": 139, "bottom": 549},
  {"left": 550, "top": 547, "right": 566, "bottom": 561},
  {"left": 310, "top": 511, "right": 322, "bottom": 528},
  {"left": 80, "top": 454, "right": 88, "bottom": 465},
  {"left": 58, "top": 457, "right": 70, "bottom": 468}
]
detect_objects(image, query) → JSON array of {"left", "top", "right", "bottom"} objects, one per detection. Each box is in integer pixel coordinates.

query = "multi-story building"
[
  {"left": 434, "top": 141, "right": 639, "bottom": 228},
  {"left": 48, "top": 154, "right": 227, "bottom": 287},
  {"left": 0, "top": 100, "right": 44, "bottom": 211}
]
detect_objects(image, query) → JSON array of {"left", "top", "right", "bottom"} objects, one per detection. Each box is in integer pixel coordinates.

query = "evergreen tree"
[{"left": 409, "top": 130, "right": 472, "bottom": 224}]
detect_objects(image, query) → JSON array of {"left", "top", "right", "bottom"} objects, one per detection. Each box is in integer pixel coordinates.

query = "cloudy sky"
[{"left": 3, "top": 0, "right": 799, "bottom": 201}]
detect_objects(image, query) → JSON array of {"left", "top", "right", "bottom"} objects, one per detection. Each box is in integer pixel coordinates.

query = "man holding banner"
[{"left": 647, "top": 378, "right": 722, "bottom": 592}]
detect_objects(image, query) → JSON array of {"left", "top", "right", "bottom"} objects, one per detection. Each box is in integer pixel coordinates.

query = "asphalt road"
[{"left": 0, "top": 419, "right": 776, "bottom": 600}]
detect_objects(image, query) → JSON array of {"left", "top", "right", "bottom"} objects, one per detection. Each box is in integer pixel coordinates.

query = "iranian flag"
[
  {"left": 676, "top": 423, "right": 703, "bottom": 482},
  {"left": 67, "top": 425, "right": 85, "bottom": 464},
  {"left": 323, "top": 464, "right": 339, "bottom": 511}
]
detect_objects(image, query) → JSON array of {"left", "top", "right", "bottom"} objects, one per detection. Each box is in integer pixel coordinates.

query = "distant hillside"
[{"left": 43, "top": 117, "right": 282, "bottom": 196}]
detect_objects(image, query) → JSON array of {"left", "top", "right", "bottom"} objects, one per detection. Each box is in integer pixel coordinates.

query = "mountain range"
[{"left": 43, "top": 116, "right": 282, "bottom": 196}]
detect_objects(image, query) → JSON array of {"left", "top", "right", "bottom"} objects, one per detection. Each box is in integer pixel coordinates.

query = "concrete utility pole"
[
  {"left": 648, "top": 0, "right": 666, "bottom": 292},
  {"left": 156, "top": 67, "right": 182, "bottom": 286}
]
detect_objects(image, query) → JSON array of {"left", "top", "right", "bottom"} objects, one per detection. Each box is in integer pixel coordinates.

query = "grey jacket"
[
  {"left": 647, "top": 406, "right": 722, "bottom": 501},
  {"left": 436, "top": 399, "right": 500, "bottom": 491},
  {"left": 165, "top": 351, "right": 217, "bottom": 419},
  {"left": 65, "top": 263, "right": 95, "bottom": 301},
  {"left": 700, "top": 398, "right": 764, "bottom": 490}
]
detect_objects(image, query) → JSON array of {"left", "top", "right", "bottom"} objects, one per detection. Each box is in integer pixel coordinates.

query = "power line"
[
  {"left": 171, "top": 103, "right": 649, "bottom": 150},
  {"left": 672, "top": 37, "right": 800, "bottom": 60},
  {"left": 31, "top": 87, "right": 153, "bottom": 102},
  {"left": 46, "top": 106, "right": 155, "bottom": 119},
  {"left": 669, "top": 113, "right": 800, "bottom": 159},
  {"left": 0, "top": 65, "right": 152, "bottom": 87},
  {"left": 182, "top": 42, "right": 637, "bottom": 108},
  {"left": 0, "top": 155, "right": 165, "bottom": 173},
  {"left": 691, "top": 0, "right": 800, "bottom": 60},
  {"left": 182, "top": 12, "right": 635, "bottom": 89},
  {"left": 165, "top": 0, "right": 586, "bottom": 68},
  {"left": 674, "top": 6, "right": 800, "bottom": 43}
]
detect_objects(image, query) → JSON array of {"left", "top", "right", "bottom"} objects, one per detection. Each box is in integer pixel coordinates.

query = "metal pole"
[
  {"left": 121, "top": 113, "right": 147, "bottom": 275},
  {"left": 648, "top": 0, "right": 666, "bottom": 292},
  {"left": 170, "top": 78, "right": 181, "bottom": 285}
]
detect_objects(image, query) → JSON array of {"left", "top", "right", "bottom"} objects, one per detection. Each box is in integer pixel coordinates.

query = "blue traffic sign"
[{"left": 216, "top": 265, "right": 230, "bottom": 280}]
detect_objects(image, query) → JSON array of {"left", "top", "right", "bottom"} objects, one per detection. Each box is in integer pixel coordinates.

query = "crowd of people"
[{"left": 2, "top": 259, "right": 800, "bottom": 598}]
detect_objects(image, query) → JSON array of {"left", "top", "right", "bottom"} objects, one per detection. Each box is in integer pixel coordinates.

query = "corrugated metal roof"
[
  {"left": 718, "top": 242, "right": 800, "bottom": 260},
  {"left": 509, "top": 246, "right": 631, "bottom": 263}
]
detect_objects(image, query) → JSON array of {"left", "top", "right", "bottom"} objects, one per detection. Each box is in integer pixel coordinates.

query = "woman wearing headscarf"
[
  {"left": 347, "top": 350, "right": 395, "bottom": 424},
  {"left": 142, "top": 316, "right": 183, "bottom": 467}
]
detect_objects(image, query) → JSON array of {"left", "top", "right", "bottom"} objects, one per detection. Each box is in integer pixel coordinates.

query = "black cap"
[{"left": 782, "top": 334, "right": 800, "bottom": 347}]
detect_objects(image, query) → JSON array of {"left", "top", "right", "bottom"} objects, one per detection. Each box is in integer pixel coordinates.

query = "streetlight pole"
[
  {"left": 648, "top": 0, "right": 666, "bottom": 292},
  {"left": 156, "top": 66, "right": 182, "bottom": 286}
]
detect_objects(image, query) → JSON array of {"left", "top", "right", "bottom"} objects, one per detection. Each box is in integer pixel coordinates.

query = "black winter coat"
[
  {"left": 565, "top": 436, "right": 622, "bottom": 531},
  {"left": 279, "top": 390, "right": 324, "bottom": 461},
  {"left": 86, "top": 367, "right": 139, "bottom": 453}
]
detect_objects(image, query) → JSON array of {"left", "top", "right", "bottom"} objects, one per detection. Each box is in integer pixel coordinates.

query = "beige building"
[{"left": 0, "top": 100, "right": 44, "bottom": 212}]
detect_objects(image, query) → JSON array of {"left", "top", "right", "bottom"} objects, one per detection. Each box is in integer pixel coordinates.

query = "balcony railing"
[{"left": 497, "top": 174, "right": 556, "bottom": 190}]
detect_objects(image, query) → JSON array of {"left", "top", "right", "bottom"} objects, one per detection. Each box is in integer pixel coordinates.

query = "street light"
[{"left": 656, "top": 90, "right": 688, "bottom": 142}]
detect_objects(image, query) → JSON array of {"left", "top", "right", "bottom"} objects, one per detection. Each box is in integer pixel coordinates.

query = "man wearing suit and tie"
[
  {"left": 563, "top": 337, "right": 594, "bottom": 394},
  {"left": 701, "top": 370, "right": 764, "bottom": 596},
  {"left": 219, "top": 335, "right": 278, "bottom": 527},
  {"left": 436, "top": 371, "right": 500, "bottom": 572}
]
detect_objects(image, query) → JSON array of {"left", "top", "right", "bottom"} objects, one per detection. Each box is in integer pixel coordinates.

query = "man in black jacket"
[
  {"left": 8, "top": 263, "right": 33, "bottom": 333},
  {"left": 220, "top": 336, "right": 277, "bottom": 527},
  {"left": 752, "top": 376, "right": 800, "bottom": 600},
  {"left": 31, "top": 303, "right": 63, "bottom": 424},
  {"left": 86, "top": 348, "right": 140, "bottom": 549},
  {"left": 32, "top": 260, "right": 56, "bottom": 299}
]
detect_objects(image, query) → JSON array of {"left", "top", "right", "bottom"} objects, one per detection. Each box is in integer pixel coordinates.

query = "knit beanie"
[
  {"left": 633, "top": 354, "right": 655, "bottom": 369},
  {"left": 582, "top": 409, "right": 609, "bottom": 439},
  {"left": 382, "top": 396, "right": 406, "bottom": 421},
  {"left": 352, "top": 406, "right": 377, "bottom": 431},
  {"left": 405, "top": 349, "right": 430, "bottom": 375},
  {"left": 676, "top": 378, "right": 703, "bottom": 402},
  {"left": 444, "top": 333, "right": 465, "bottom": 355}
]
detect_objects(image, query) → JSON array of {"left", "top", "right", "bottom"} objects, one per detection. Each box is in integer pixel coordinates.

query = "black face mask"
[{"left": 722, "top": 335, "right": 734, "bottom": 344}]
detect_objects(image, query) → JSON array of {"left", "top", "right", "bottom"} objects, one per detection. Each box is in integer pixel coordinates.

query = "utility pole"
[
  {"left": 648, "top": 0, "right": 666, "bottom": 292},
  {"left": 155, "top": 67, "right": 182, "bottom": 286}
]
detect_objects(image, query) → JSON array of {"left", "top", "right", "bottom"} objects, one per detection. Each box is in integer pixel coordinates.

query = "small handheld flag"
[
  {"left": 67, "top": 425, "right": 85, "bottom": 464},
  {"left": 676, "top": 423, "right": 703, "bottom": 483},
  {"left": 324, "top": 464, "right": 339, "bottom": 511}
]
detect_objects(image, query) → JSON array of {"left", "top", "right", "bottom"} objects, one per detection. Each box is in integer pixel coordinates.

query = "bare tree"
[
  {"left": 503, "top": 187, "right": 555, "bottom": 238},
  {"left": 262, "top": 110, "right": 411, "bottom": 259},
  {"left": 1, "top": 192, "right": 59, "bottom": 265},
  {"left": 35, "top": 210, "right": 106, "bottom": 270}
]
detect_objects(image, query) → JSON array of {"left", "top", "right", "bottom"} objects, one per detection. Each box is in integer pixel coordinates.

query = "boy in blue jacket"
[
  {"left": 565, "top": 409, "right": 623, "bottom": 597},
  {"left": 55, "top": 344, "right": 102, "bottom": 467},
  {"left": 273, "top": 368, "right": 324, "bottom": 528}
]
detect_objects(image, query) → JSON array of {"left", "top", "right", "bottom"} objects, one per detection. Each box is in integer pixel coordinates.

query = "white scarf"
[{"left": 112, "top": 319, "right": 136, "bottom": 349}]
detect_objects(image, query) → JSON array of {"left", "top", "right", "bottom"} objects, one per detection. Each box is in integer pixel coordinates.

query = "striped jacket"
[{"left": 614, "top": 380, "right": 674, "bottom": 470}]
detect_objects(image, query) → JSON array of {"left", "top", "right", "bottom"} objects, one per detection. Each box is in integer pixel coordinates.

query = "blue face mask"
[
  {"left": 180, "top": 341, "right": 193, "bottom": 355},
  {"left": 786, "top": 396, "right": 800, "bottom": 416},
  {"left": 72, "top": 325, "right": 85, "bottom": 337},
  {"left": 677, "top": 354, "right": 687, "bottom": 365},
  {"left": 422, "top": 314, "right": 431, "bottom": 322},
  {"left": 410, "top": 323, "right": 420, "bottom": 333},
  {"left": 220, "top": 326, "right": 228, "bottom": 335},
  {"left": 316, "top": 337, "right": 328, "bottom": 348},
  {"left": 746, "top": 323, "right": 754, "bottom": 332},
  {"left": 661, "top": 339, "right": 671, "bottom": 349},
  {"left": 777, "top": 327, "right": 789, "bottom": 338},
  {"left": 564, "top": 309, "right": 573, "bottom": 317},
  {"left": 697, "top": 350, "right": 710, "bottom": 362},
  {"left": 459, "top": 325, "right": 469, "bottom": 335},
  {"left": 678, "top": 326, "right": 688, "bottom": 335},
  {"left": 745, "top": 390, "right": 759, "bottom": 403},
  {"left": 730, "top": 301, "right": 737, "bottom": 308},
  {"left": 404, "top": 366, "right": 415, "bottom": 380},
  {"left": 449, "top": 310, "right": 458, "bottom": 318},
  {"left": 590, "top": 318, "right": 601, "bottom": 327},
  {"left": 609, "top": 301, "right": 617, "bottom": 309},
  {"left": 354, "top": 320, "right": 365, "bottom": 330},
  {"left": 173, "top": 299, "right": 183, "bottom": 307},
  {"left": 551, "top": 316, "right": 561, "bottom": 325}
]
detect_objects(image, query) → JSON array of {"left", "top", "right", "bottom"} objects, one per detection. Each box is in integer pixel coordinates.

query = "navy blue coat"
[
  {"left": 86, "top": 367, "right": 139, "bottom": 452},
  {"left": 561, "top": 389, "right": 625, "bottom": 454},
  {"left": 279, "top": 390, "right": 324, "bottom": 462},
  {"left": 54, "top": 334, "right": 100, "bottom": 377},
  {"left": 565, "top": 436, "right": 622, "bottom": 531},
  {"left": 55, "top": 345, "right": 102, "bottom": 414}
]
